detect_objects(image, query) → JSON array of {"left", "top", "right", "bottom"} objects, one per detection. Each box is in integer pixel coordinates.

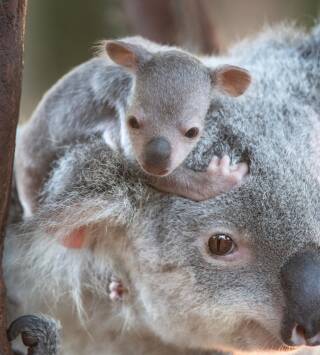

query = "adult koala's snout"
[{"left": 281, "top": 249, "right": 320, "bottom": 347}]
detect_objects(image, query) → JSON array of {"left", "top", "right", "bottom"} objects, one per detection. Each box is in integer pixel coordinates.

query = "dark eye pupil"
[
  {"left": 208, "top": 234, "right": 234, "bottom": 256},
  {"left": 185, "top": 127, "right": 199, "bottom": 138},
  {"left": 128, "top": 116, "right": 140, "bottom": 129}
]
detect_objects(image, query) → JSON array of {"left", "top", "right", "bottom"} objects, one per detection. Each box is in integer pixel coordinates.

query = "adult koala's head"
[{"left": 129, "top": 165, "right": 320, "bottom": 353}]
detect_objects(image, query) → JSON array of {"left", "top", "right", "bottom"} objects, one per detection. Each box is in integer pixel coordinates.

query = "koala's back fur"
[{"left": 5, "top": 24, "right": 320, "bottom": 355}]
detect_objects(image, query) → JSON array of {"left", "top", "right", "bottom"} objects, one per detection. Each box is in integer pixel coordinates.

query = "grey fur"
[
  {"left": 15, "top": 36, "right": 250, "bottom": 217},
  {"left": 8, "top": 314, "right": 61, "bottom": 355},
  {"left": 5, "top": 23, "right": 320, "bottom": 354},
  {"left": 14, "top": 53, "right": 132, "bottom": 217}
]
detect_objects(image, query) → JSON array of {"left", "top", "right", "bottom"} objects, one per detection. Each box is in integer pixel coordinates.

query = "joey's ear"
[
  {"left": 211, "top": 65, "right": 251, "bottom": 97},
  {"left": 105, "top": 40, "right": 152, "bottom": 71}
]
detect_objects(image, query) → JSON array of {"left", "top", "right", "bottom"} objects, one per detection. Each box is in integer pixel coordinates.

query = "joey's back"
[{"left": 15, "top": 57, "right": 132, "bottom": 217}]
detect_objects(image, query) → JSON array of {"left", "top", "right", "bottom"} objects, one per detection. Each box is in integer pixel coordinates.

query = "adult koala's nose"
[
  {"left": 281, "top": 250, "right": 320, "bottom": 347},
  {"left": 142, "top": 137, "right": 171, "bottom": 176}
]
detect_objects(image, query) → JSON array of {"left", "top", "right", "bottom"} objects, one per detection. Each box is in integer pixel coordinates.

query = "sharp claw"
[
  {"left": 109, "top": 281, "right": 117, "bottom": 291},
  {"left": 234, "top": 162, "right": 249, "bottom": 176},
  {"left": 231, "top": 169, "right": 248, "bottom": 184},
  {"left": 220, "top": 155, "right": 230, "bottom": 166},
  {"left": 110, "top": 291, "right": 121, "bottom": 301},
  {"left": 208, "top": 156, "right": 219, "bottom": 172},
  {"left": 211, "top": 156, "right": 219, "bottom": 163},
  {"left": 109, "top": 276, "right": 127, "bottom": 302},
  {"left": 220, "top": 155, "right": 231, "bottom": 175}
]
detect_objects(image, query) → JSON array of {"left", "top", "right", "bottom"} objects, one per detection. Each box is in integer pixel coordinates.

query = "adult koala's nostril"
[
  {"left": 144, "top": 137, "right": 171, "bottom": 166},
  {"left": 290, "top": 324, "right": 320, "bottom": 346},
  {"left": 281, "top": 249, "right": 320, "bottom": 347}
]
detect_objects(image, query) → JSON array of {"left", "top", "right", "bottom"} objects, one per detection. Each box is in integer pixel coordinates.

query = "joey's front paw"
[
  {"left": 207, "top": 155, "right": 248, "bottom": 193},
  {"left": 109, "top": 277, "right": 127, "bottom": 302}
]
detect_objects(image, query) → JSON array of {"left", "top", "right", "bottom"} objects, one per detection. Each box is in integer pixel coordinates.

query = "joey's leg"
[
  {"left": 109, "top": 276, "right": 127, "bottom": 301},
  {"left": 7, "top": 314, "right": 61, "bottom": 355},
  {"left": 149, "top": 155, "right": 248, "bottom": 201}
]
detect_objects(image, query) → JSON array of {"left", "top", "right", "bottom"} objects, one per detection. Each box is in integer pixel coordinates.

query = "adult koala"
[{"left": 4, "top": 23, "right": 320, "bottom": 354}]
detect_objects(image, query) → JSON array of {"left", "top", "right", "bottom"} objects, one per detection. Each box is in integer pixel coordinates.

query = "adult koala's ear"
[
  {"left": 211, "top": 65, "right": 251, "bottom": 97},
  {"left": 105, "top": 40, "right": 152, "bottom": 71}
]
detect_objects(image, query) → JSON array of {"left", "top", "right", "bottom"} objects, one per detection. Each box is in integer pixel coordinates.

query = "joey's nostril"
[{"left": 144, "top": 137, "right": 171, "bottom": 166}]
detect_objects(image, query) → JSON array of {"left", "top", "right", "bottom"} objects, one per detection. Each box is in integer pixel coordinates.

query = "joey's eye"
[
  {"left": 208, "top": 234, "right": 235, "bottom": 256},
  {"left": 185, "top": 127, "right": 199, "bottom": 139},
  {"left": 128, "top": 116, "right": 140, "bottom": 129}
]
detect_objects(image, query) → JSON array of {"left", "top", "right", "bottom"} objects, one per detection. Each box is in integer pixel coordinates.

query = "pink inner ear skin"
[
  {"left": 61, "top": 226, "right": 87, "bottom": 249},
  {"left": 106, "top": 42, "right": 138, "bottom": 70},
  {"left": 222, "top": 68, "right": 251, "bottom": 96},
  {"left": 214, "top": 66, "right": 251, "bottom": 97}
]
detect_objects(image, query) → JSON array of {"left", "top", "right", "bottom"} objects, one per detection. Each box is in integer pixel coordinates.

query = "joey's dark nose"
[
  {"left": 281, "top": 250, "right": 320, "bottom": 347},
  {"left": 143, "top": 137, "right": 171, "bottom": 174}
]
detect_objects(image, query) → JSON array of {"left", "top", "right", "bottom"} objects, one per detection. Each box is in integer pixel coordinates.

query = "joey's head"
[{"left": 106, "top": 39, "right": 251, "bottom": 176}]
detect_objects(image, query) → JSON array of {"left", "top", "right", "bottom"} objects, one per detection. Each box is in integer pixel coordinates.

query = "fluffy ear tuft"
[
  {"left": 211, "top": 65, "right": 251, "bottom": 97},
  {"left": 105, "top": 40, "right": 152, "bottom": 71}
]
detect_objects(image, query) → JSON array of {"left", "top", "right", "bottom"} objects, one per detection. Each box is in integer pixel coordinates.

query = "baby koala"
[
  {"left": 105, "top": 40, "right": 250, "bottom": 198},
  {"left": 15, "top": 37, "right": 251, "bottom": 218}
]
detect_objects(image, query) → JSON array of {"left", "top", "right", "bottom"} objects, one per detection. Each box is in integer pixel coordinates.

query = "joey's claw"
[
  {"left": 109, "top": 278, "right": 127, "bottom": 301},
  {"left": 207, "top": 156, "right": 221, "bottom": 172},
  {"left": 207, "top": 155, "right": 249, "bottom": 193},
  {"left": 8, "top": 314, "right": 61, "bottom": 355},
  {"left": 219, "top": 155, "right": 231, "bottom": 174},
  {"left": 232, "top": 162, "right": 249, "bottom": 178},
  {"left": 211, "top": 155, "right": 219, "bottom": 165}
]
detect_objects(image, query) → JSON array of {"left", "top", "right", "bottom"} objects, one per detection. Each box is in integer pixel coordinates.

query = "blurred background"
[{"left": 21, "top": 0, "right": 320, "bottom": 121}]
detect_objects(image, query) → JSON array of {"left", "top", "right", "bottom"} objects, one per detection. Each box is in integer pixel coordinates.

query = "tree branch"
[
  {"left": 122, "top": 0, "right": 219, "bottom": 54},
  {"left": 0, "top": 0, "right": 27, "bottom": 353}
]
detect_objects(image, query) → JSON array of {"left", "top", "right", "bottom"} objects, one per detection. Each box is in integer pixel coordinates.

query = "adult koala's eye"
[
  {"left": 185, "top": 127, "right": 199, "bottom": 139},
  {"left": 208, "top": 234, "right": 235, "bottom": 256},
  {"left": 128, "top": 116, "right": 140, "bottom": 129}
]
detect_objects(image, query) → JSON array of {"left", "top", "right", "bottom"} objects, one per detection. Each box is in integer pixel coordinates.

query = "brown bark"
[
  {"left": 0, "top": 0, "right": 27, "bottom": 354},
  {"left": 179, "top": 0, "right": 219, "bottom": 55},
  {"left": 123, "top": 0, "right": 176, "bottom": 45},
  {"left": 122, "top": 0, "right": 219, "bottom": 54}
]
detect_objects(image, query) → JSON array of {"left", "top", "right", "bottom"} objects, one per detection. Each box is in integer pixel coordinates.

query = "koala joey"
[{"left": 15, "top": 36, "right": 251, "bottom": 218}]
